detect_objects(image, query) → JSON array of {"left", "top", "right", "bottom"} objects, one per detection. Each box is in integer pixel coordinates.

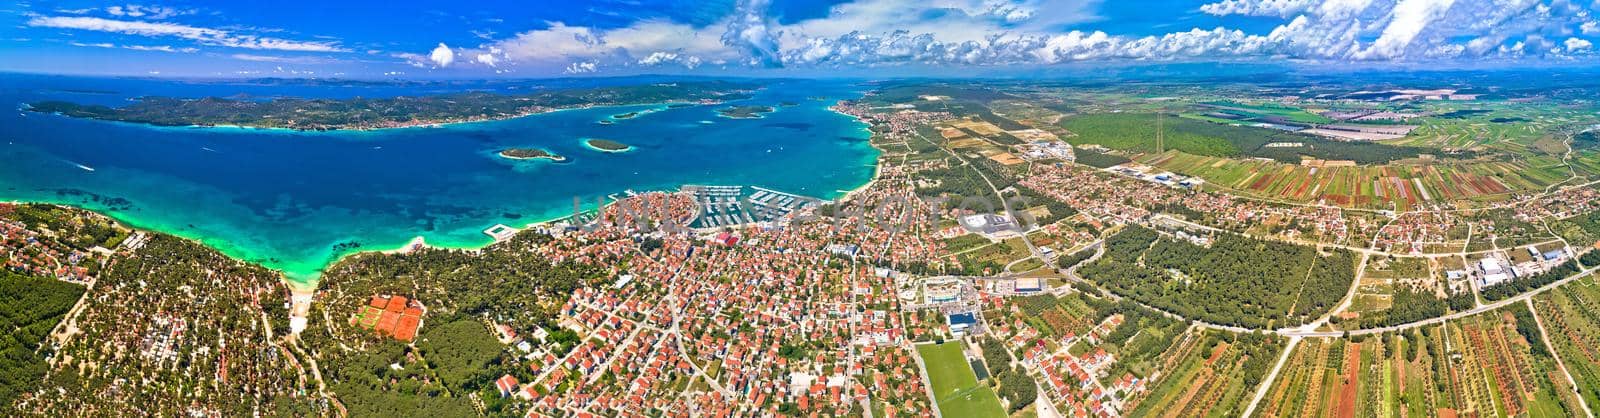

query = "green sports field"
[{"left": 917, "top": 342, "right": 1006, "bottom": 418}]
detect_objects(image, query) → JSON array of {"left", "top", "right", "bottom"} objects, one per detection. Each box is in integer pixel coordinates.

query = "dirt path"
[{"left": 1526, "top": 298, "right": 1595, "bottom": 418}]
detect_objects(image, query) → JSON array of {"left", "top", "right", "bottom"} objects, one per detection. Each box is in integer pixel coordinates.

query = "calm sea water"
[{"left": 0, "top": 74, "right": 878, "bottom": 285}]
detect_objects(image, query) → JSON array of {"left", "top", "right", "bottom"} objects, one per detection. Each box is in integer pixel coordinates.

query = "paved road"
[{"left": 1279, "top": 265, "right": 1598, "bottom": 337}]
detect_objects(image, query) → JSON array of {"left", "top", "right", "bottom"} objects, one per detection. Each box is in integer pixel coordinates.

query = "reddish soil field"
[
  {"left": 1336, "top": 343, "right": 1361, "bottom": 418},
  {"left": 1291, "top": 176, "right": 1313, "bottom": 199},
  {"left": 1250, "top": 173, "right": 1276, "bottom": 191},
  {"left": 1206, "top": 343, "right": 1230, "bottom": 366}
]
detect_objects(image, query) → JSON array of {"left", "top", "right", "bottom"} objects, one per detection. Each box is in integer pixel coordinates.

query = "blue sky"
[{"left": 3, "top": 0, "right": 1599, "bottom": 78}]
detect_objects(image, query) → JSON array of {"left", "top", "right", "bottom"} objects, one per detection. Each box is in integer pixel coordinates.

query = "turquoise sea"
[{"left": 0, "top": 74, "right": 879, "bottom": 286}]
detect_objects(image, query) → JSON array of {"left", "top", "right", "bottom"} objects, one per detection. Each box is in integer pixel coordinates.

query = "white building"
[{"left": 1478, "top": 257, "right": 1513, "bottom": 287}]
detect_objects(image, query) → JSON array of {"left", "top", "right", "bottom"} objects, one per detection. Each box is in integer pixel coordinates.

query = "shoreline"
[
  {"left": 498, "top": 148, "right": 568, "bottom": 162},
  {"left": 835, "top": 120, "right": 885, "bottom": 203},
  {"left": 5, "top": 90, "right": 881, "bottom": 291},
  {"left": 581, "top": 139, "right": 635, "bottom": 153}
]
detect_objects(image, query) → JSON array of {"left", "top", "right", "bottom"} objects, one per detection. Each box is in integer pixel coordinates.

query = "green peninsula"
[{"left": 28, "top": 81, "right": 756, "bottom": 131}]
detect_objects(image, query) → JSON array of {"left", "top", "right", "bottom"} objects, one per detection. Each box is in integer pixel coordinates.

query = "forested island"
[
  {"left": 28, "top": 81, "right": 756, "bottom": 131},
  {"left": 497, "top": 148, "right": 566, "bottom": 161},
  {"left": 715, "top": 105, "right": 775, "bottom": 119},
  {"left": 583, "top": 138, "right": 632, "bottom": 152}
]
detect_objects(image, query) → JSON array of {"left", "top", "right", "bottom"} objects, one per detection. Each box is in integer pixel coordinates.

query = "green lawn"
[{"left": 918, "top": 342, "right": 1006, "bottom": 418}]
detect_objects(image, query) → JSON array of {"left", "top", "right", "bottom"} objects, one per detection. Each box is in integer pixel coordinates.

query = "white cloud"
[
  {"left": 1200, "top": 0, "right": 1318, "bottom": 17},
  {"left": 1583, "top": 21, "right": 1600, "bottom": 35},
  {"left": 494, "top": 22, "right": 606, "bottom": 63},
  {"left": 125, "top": 44, "right": 197, "bottom": 53},
  {"left": 637, "top": 51, "right": 703, "bottom": 68},
  {"left": 1566, "top": 37, "right": 1594, "bottom": 51},
  {"left": 429, "top": 43, "right": 455, "bottom": 67},
  {"left": 106, "top": 5, "right": 194, "bottom": 20},
  {"left": 413, "top": 0, "right": 1600, "bottom": 73},
  {"left": 69, "top": 41, "right": 197, "bottom": 53},
  {"left": 1353, "top": 0, "right": 1458, "bottom": 60},
  {"left": 28, "top": 16, "right": 346, "bottom": 52},
  {"left": 721, "top": 0, "right": 781, "bottom": 67},
  {"left": 231, "top": 53, "right": 329, "bottom": 63},
  {"left": 475, "top": 53, "right": 498, "bottom": 67},
  {"left": 564, "top": 61, "right": 598, "bottom": 74}
]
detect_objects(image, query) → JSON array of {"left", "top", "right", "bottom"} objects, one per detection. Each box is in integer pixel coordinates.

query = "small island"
[
  {"left": 716, "top": 105, "right": 775, "bottom": 119},
  {"left": 612, "top": 111, "right": 640, "bottom": 119},
  {"left": 583, "top": 138, "right": 633, "bottom": 153},
  {"left": 498, "top": 148, "right": 567, "bottom": 162}
]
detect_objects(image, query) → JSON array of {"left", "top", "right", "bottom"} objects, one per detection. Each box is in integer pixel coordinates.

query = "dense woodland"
[
  {"left": 18, "top": 234, "right": 318, "bottom": 416},
  {"left": 1, "top": 204, "right": 128, "bottom": 251},
  {"left": 1072, "top": 150, "right": 1132, "bottom": 168},
  {"left": 978, "top": 337, "right": 1036, "bottom": 412},
  {"left": 303, "top": 232, "right": 609, "bottom": 417},
  {"left": 0, "top": 269, "right": 83, "bottom": 407},
  {"left": 1079, "top": 226, "right": 1355, "bottom": 328},
  {"left": 1008, "top": 186, "right": 1078, "bottom": 227}
]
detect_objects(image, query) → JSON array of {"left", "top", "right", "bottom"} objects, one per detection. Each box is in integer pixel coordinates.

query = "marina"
[{"left": 682, "top": 184, "right": 823, "bottom": 229}]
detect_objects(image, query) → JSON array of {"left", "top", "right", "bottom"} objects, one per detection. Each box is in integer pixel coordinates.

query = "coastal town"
[
  {"left": 7, "top": 75, "right": 1600, "bottom": 418},
  {"left": 15, "top": 0, "right": 1600, "bottom": 415}
]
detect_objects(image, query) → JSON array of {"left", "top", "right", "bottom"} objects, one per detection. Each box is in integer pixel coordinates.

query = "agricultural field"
[
  {"left": 1532, "top": 275, "right": 1600, "bottom": 411},
  {"left": 1009, "top": 293, "right": 1101, "bottom": 341},
  {"left": 1346, "top": 256, "right": 1440, "bottom": 319},
  {"left": 1001, "top": 291, "right": 1186, "bottom": 379},
  {"left": 1253, "top": 332, "right": 1447, "bottom": 418},
  {"left": 990, "top": 291, "right": 1187, "bottom": 416},
  {"left": 944, "top": 233, "right": 995, "bottom": 253},
  {"left": 918, "top": 342, "right": 1007, "bottom": 418},
  {"left": 1396, "top": 100, "right": 1594, "bottom": 153},
  {"left": 1125, "top": 330, "right": 1284, "bottom": 418},
  {"left": 1196, "top": 100, "right": 1335, "bottom": 125},
  {"left": 1436, "top": 306, "right": 1581, "bottom": 417},
  {"left": 1142, "top": 151, "right": 1558, "bottom": 210},
  {"left": 955, "top": 237, "right": 1035, "bottom": 275},
  {"left": 1258, "top": 305, "right": 1581, "bottom": 418}
]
